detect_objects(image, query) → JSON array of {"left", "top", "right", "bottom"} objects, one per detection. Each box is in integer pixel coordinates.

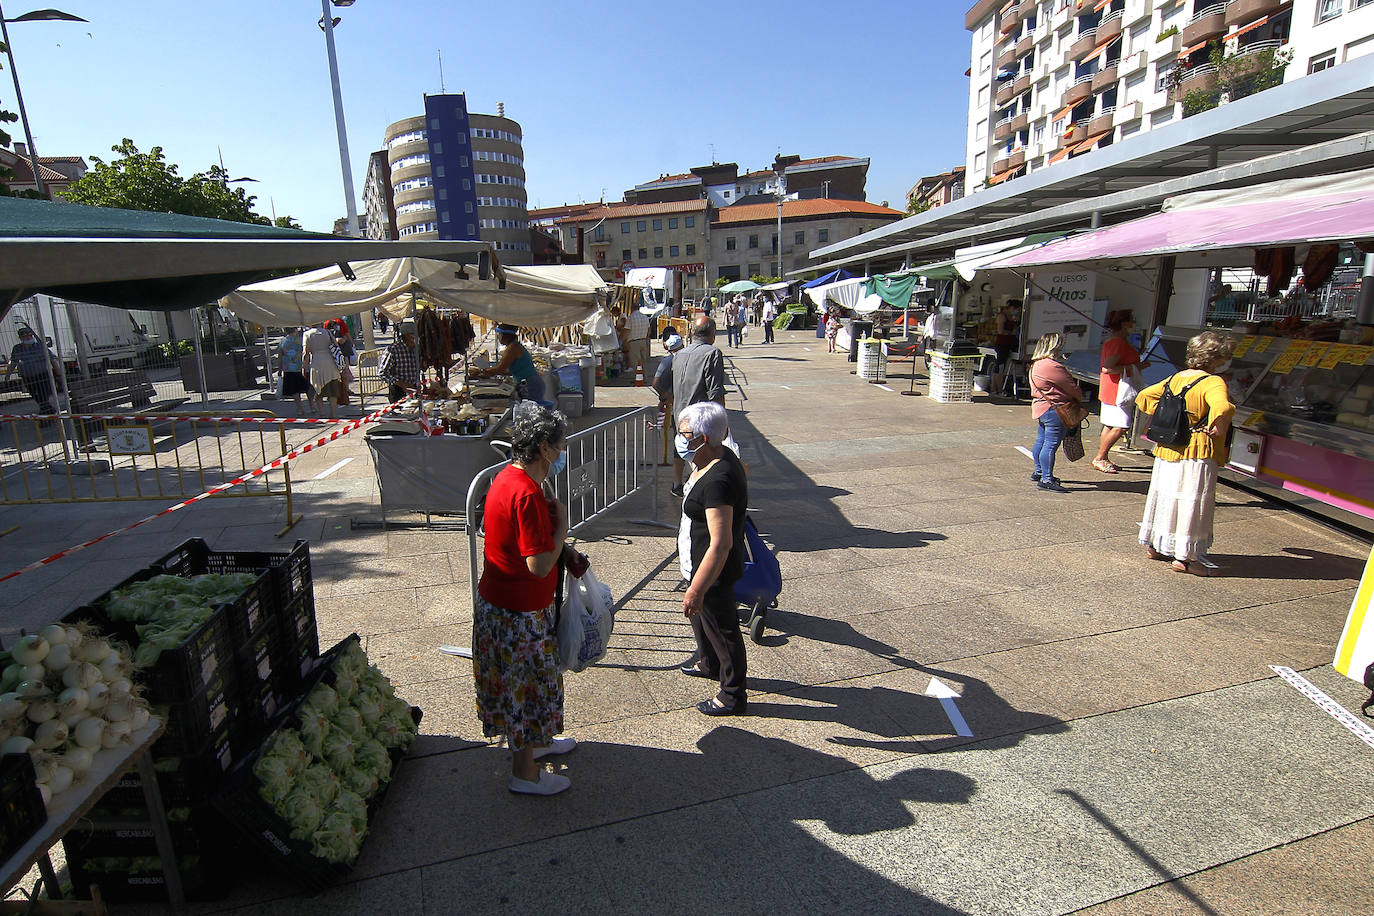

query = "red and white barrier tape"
[
  {"left": 0, "top": 413, "right": 344, "bottom": 424},
  {"left": 0, "top": 400, "right": 403, "bottom": 585}
]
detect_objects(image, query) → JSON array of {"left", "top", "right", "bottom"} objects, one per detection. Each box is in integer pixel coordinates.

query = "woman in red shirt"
[
  {"left": 1093, "top": 310, "right": 1149, "bottom": 474},
  {"left": 473, "top": 404, "right": 575, "bottom": 795}
]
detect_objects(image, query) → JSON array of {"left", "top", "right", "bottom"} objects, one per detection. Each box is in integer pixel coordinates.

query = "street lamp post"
[
  {"left": 774, "top": 170, "right": 785, "bottom": 281},
  {"left": 0, "top": 4, "right": 87, "bottom": 199}
]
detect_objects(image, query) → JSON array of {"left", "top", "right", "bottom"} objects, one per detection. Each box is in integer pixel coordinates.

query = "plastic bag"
[{"left": 557, "top": 567, "right": 615, "bottom": 672}]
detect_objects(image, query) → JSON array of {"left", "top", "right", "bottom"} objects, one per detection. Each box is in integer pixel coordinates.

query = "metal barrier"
[
  {"left": 0, "top": 411, "right": 302, "bottom": 536},
  {"left": 465, "top": 405, "right": 660, "bottom": 612}
]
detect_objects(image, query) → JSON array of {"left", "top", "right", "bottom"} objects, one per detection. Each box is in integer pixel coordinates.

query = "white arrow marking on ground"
[
  {"left": 313, "top": 457, "right": 355, "bottom": 480},
  {"left": 1015, "top": 446, "right": 1033, "bottom": 460},
  {"left": 440, "top": 645, "right": 472, "bottom": 658},
  {"left": 803, "top": 347, "right": 812, "bottom": 351},
  {"left": 875, "top": 384, "right": 894, "bottom": 392},
  {"left": 925, "top": 677, "right": 974, "bottom": 737},
  {"left": 780, "top": 385, "right": 792, "bottom": 390}
]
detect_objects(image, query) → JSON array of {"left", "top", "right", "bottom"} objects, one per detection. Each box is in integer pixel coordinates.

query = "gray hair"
[
  {"left": 693, "top": 317, "right": 716, "bottom": 341},
  {"left": 509, "top": 402, "right": 567, "bottom": 462},
  {"left": 677, "top": 401, "right": 728, "bottom": 445}
]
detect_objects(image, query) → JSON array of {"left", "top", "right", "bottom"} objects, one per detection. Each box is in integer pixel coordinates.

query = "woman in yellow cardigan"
[{"left": 1134, "top": 331, "right": 1236, "bottom": 577}]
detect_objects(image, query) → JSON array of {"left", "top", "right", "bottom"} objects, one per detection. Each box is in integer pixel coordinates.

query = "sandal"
[
  {"left": 1146, "top": 547, "right": 1170, "bottom": 561},
  {"left": 1091, "top": 458, "right": 1120, "bottom": 474},
  {"left": 1171, "top": 560, "right": 1218, "bottom": 577}
]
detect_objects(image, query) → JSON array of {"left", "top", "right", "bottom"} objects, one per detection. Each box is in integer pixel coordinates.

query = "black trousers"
[
  {"left": 21, "top": 375, "right": 54, "bottom": 413},
  {"left": 763, "top": 322, "right": 775, "bottom": 343},
  {"left": 388, "top": 383, "right": 408, "bottom": 404},
  {"left": 689, "top": 583, "right": 747, "bottom": 706}
]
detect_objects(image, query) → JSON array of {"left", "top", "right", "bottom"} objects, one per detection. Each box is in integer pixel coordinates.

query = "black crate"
[
  {"left": 268, "top": 596, "right": 319, "bottom": 697},
  {"left": 235, "top": 626, "right": 276, "bottom": 690},
  {"left": 276, "top": 590, "right": 319, "bottom": 650},
  {"left": 65, "top": 808, "right": 233, "bottom": 903},
  {"left": 231, "top": 678, "right": 287, "bottom": 754},
  {"left": 148, "top": 674, "right": 236, "bottom": 762},
  {"left": 64, "top": 599, "right": 235, "bottom": 703},
  {"left": 92, "top": 732, "right": 235, "bottom": 813},
  {"left": 0, "top": 753, "right": 46, "bottom": 862},
  {"left": 152, "top": 539, "right": 313, "bottom": 637}
]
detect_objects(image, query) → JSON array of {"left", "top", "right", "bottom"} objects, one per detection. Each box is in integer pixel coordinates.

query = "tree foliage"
[
  {"left": 57, "top": 139, "right": 292, "bottom": 224},
  {"left": 906, "top": 195, "right": 931, "bottom": 216},
  {"left": 0, "top": 40, "right": 36, "bottom": 198}
]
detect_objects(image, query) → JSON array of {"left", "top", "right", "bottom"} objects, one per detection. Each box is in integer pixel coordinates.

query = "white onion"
[
  {"left": 0, "top": 693, "right": 25, "bottom": 720},
  {"left": 101, "top": 720, "right": 131, "bottom": 747},
  {"left": 62, "top": 663, "right": 99, "bottom": 691},
  {"left": 25, "top": 697, "right": 56, "bottom": 724},
  {"left": 108, "top": 677, "right": 132, "bottom": 699},
  {"left": 33, "top": 720, "right": 67, "bottom": 750},
  {"left": 130, "top": 706, "right": 151, "bottom": 731},
  {"left": 47, "top": 765, "right": 73, "bottom": 795},
  {"left": 61, "top": 746, "right": 92, "bottom": 776},
  {"left": 104, "top": 697, "right": 133, "bottom": 723},
  {"left": 97, "top": 653, "right": 125, "bottom": 682},
  {"left": 76, "top": 639, "right": 110, "bottom": 666},
  {"left": 72, "top": 717, "right": 106, "bottom": 750},
  {"left": 61, "top": 708, "right": 86, "bottom": 728},
  {"left": 63, "top": 627, "right": 84, "bottom": 650},
  {"left": 38, "top": 625, "right": 67, "bottom": 647},
  {"left": 17, "top": 665, "right": 44, "bottom": 684},
  {"left": 30, "top": 753, "right": 53, "bottom": 784},
  {"left": 11, "top": 635, "right": 49, "bottom": 667},
  {"left": 1, "top": 736, "right": 33, "bottom": 755},
  {"left": 15, "top": 679, "right": 48, "bottom": 699},
  {"left": 43, "top": 643, "right": 73, "bottom": 673},
  {"left": 85, "top": 682, "right": 109, "bottom": 712},
  {"left": 56, "top": 686, "right": 89, "bottom": 718}
]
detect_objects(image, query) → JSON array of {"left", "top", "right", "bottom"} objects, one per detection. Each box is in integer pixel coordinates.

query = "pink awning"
[{"left": 995, "top": 180, "right": 1374, "bottom": 268}]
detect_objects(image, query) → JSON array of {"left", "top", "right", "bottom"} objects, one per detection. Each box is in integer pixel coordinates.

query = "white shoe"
[
  {"left": 532, "top": 736, "right": 577, "bottom": 760},
  {"left": 508, "top": 771, "right": 571, "bottom": 795}
]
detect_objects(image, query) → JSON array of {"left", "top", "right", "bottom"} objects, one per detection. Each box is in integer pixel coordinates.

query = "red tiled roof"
[
  {"left": 528, "top": 202, "right": 600, "bottom": 220},
  {"left": 0, "top": 154, "right": 67, "bottom": 184},
  {"left": 37, "top": 156, "right": 85, "bottom": 164},
  {"left": 740, "top": 169, "right": 773, "bottom": 180},
  {"left": 637, "top": 172, "right": 696, "bottom": 187},
  {"left": 555, "top": 198, "right": 707, "bottom": 224},
  {"left": 712, "top": 198, "right": 902, "bottom": 225}
]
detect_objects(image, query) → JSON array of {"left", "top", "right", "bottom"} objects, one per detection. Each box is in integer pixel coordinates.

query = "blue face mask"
[
  {"left": 548, "top": 448, "right": 567, "bottom": 476},
  {"left": 675, "top": 433, "right": 698, "bottom": 462}
]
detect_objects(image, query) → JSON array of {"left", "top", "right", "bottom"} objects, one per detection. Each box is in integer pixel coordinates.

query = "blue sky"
[{"left": 8, "top": 0, "right": 972, "bottom": 232}]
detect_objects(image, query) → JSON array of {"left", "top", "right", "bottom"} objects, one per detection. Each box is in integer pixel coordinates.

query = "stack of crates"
[
  {"left": 929, "top": 353, "right": 979, "bottom": 403},
  {"left": 857, "top": 338, "right": 888, "bottom": 383},
  {"left": 61, "top": 539, "right": 316, "bottom": 903}
]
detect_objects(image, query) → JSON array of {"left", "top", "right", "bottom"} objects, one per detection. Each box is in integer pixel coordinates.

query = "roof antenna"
[
  {"left": 498, "top": 101, "right": 505, "bottom": 117},
  {"left": 708, "top": 143, "right": 715, "bottom": 164},
  {"left": 438, "top": 50, "right": 445, "bottom": 92}
]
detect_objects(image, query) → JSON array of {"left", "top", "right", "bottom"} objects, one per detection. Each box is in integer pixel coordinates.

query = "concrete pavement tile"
[
  {"left": 418, "top": 830, "right": 617, "bottom": 916},
  {"left": 313, "top": 588, "right": 420, "bottom": 643},
  {"left": 774, "top": 545, "right": 878, "bottom": 580},
  {"left": 413, "top": 582, "right": 476, "bottom": 627},
  {"left": 384, "top": 528, "right": 468, "bottom": 557},
  {"left": 559, "top": 662, "right": 662, "bottom": 728},
  {"left": 362, "top": 624, "right": 469, "bottom": 687},
  {"left": 182, "top": 868, "right": 423, "bottom": 916},
  {"left": 385, "top": 674, "right": 489, "bottom": 757},
  {"left": 759, "top": 609, "right": 915, "bottom": 684},
  {"left": 317, "top": 553, "right": 458, "bottom": 597}
]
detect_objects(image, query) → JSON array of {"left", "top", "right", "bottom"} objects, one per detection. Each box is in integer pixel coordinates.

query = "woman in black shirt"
[{"left": 676, "top": 401, "right": 749, "bottom": 715}]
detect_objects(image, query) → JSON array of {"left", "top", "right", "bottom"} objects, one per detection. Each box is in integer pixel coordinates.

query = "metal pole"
[
  {"left": 0, "top": 5, "right": 48, "bottom": 199},
  {"left": 321, "top": 0, "right": 359, "bottom": 239},
  {"left": 61, "top": 298, "right": 91, "bottom": 379},
  {"left": 262, "top": 325, "right": 276, "bottom": 391},
  {"left": 192, "top": 310, "right": 209, "bottom": 404},
  {"left": 29, "top": 298, "right": 73, "bottom": 460}
]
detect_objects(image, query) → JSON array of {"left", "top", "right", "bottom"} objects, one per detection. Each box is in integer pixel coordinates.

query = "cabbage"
[
  {"left": 342, "top": 765, "right": 379, "bottom": 800},
  {"left": 335, "top": 789, "right": 367, "bottom": 828},
  {"left": 334, "top": 642, "right": 369, "bottom": 680},
  {"left": 331, "top": 666, "right": 359, "bottom": 701},
  {"left": 356, "top": 739, "right": 392, "bottom": 782},
  {"left": 322, "top": 729, "right": 358, "bottom": 774},
  {"left": 331, "top": 706, "right": 365, "bottom": 741},
  {"left": 278, "top": 788, "right": 324, "bottom": 840},
  {"left": 254, "top": 756, "right": 292, "bottom": 806},
  {"left": 295, "top": 764, "right": 340, "bottom": 806},
  {"left": 310, "top": 810, "right": 365, "bottom": 864},
  {"left": 297, "top": 706, "right": 329, "bottom": 758},
  {"left": 263, "top": 729, "right": 311, "bottom": 777},
  {"left": 305, "top": 684, "right": 339, "bottom": 717},
  {"left": 355, "top": 691, "right": 382, "bottom": 726}
]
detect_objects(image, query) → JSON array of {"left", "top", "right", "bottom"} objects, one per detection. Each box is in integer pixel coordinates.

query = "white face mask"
[{"left": 1213, "top": 359, "right": 1232, "bottom": 375}]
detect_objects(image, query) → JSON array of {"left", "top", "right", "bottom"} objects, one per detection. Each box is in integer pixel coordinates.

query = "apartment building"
[
  {"left": 362, "top": 150, "right": 396, "bottom": 240},
  {"left": 964, "top": 0, "right": 1374, "bottom": 190},
  {"left": 626, "top": 156, "right": 870, "bottom": 207},
  {"left": 907, "top": 167, "right": 967, "bottom": 210},
  {"left": 379, "top": 94, "right": 531, "bottom": 263},
  {"left": 711, "top": 199, "right": 905, "bottom": 282},
  {"left": 554, "top": 199, "right": 710, "bottom": 297}
]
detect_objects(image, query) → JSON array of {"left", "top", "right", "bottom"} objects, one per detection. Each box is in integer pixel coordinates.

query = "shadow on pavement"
[{"left": 1206, "top": 547, "right": 1366, "bottom": 581}]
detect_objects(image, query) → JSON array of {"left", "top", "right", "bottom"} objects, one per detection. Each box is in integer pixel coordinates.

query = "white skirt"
[
  {"left": 1139, "top": 457, "right": 1218, "bottom": 561},
  {"left": 1099, "top": 401, "right": 1134, "bottom": 430}
]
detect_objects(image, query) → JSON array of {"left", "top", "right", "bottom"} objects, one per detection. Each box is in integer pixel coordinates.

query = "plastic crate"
[
  {"left": 65, "top": 808, "right": 233, "bottom": 903},
  {"left": 93, "top": 731, "right": 235, "bottom": 812},
  {"left": 269, "top": 594, "right": 320, "bottom": 695},
  {"left": 0, "top": 753, "right": 46, "bottom": 862},
  {"left": 151, "top": 539, "right": 311, "bottom": 642},
  {"left": 64, "top": 601, "right": 235, "bottom": 704}
]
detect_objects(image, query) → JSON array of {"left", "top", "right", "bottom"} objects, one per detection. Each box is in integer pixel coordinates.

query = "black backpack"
[
  {"left": 1362, "top": 661, "right": 1373, "bottom": 719},
  {"left": 1146, "top": 373, "right": 1206, "bottom": 448}
]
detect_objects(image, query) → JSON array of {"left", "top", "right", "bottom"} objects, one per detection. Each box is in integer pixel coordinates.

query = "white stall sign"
[{"left": 1028, "top": 270, "right": 1098, "bottom": 350}]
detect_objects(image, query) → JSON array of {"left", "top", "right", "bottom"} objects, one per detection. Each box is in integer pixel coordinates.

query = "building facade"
[
  {"left": 625, "top": 155, "right": 870, "bottom": 207},
  {"left": 381, "top": 94, "right": 531, "bottom": 263},
  {"left": 907, "top": 167, "right": 967, "bottom": 210},
  {"left": 555, "top": 199, "right": 710, "bottom": 297},
  {"left": 362, "top": 150, "right": 396, "bottom": 240},
  {"left": 963, "top": 0, "right": 1374, "bottom": 190},
  {"left": 710, "top": 199, "right": 905, "bottom": 282},
  {"left": 0, "top": 145, "right": 86, "bottom": 196}
]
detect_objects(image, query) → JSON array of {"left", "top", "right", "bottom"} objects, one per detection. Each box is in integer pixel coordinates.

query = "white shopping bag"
[{"left": 557, "top": 567, "right": 615, "bottom": 672}]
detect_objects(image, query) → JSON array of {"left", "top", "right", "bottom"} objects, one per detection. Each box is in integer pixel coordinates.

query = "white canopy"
[
  {"left": 624, "top": 267, "right": 670, "bottom": 290},
  {"left": 222, "top": 257, "right": 605, "bottom": 328},
  {"left": 805, "top": 276, "right": 868, "bottom": 311}
]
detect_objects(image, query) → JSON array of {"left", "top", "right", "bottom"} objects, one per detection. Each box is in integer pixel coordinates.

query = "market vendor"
[
  {"left": 4, "top": 326, "right": 60, "bottom": 416},
  {"left": 470, "top": 324, "right": 545, "bottom": 403},
  {"left": 379, "top": 319, "right": 420, "bottom": 403}
]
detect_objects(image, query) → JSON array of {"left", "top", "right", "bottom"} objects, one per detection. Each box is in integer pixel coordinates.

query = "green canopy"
[
  {"left": 909, "top": 257, "right": 959, "bottom": 281},
  {"left": 862, "top": 273, "right": 921, "bottom": 307}
]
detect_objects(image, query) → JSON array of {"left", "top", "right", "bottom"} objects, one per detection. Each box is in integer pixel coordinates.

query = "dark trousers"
[
  {"left": 690, "top": 584, "right": 747, "bottom": 706},
  {"left": 21, "top": 375, "right": 54, "bottom": 413},
  {"left": 388, "top": 383, "right": 408, "bottom": 404},
  {"left": 763, "top": 321, "right": 775, "bottom": 343}
]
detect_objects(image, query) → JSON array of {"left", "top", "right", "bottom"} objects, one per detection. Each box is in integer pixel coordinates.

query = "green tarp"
[{"left": 862, "top": 273, "right": 920, "bottom": 307}]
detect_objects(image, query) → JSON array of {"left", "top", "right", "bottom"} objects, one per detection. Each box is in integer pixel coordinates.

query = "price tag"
[
  {"left": 1251, "top": 336, "right": 1276, "bottom": 353},
  {"left": 1298, "top": 342, "right": 1330, "bottom": 368},
  {"left": 1231, "top": 335, "right": 1255, "bottom": 358},
  {"left": 1343, "top": 344, "right": 1374, "bottom": 366},
  {"left": 1269, "top": 341, "right": 1309, "bottom": 375},
  {"left": 1319, "top": 344, "right": 1349, "bottom": 370}
]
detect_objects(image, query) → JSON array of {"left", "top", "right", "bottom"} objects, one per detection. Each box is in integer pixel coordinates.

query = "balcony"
[
  {"left": 1225, "top": 0, "right": 1287, "bottom": 29},
  {"left": 1087, "top": 107, "right": 1115, "bottom": 136},
  {"left": 1018, "top": 0, "right": 1038, "bottom": 16},
  {"left": 999, "top": 4, "right": 1022, "bottom": 33},
  {"left": 996, "top": 81, "right": 1017, "bottom": 106},
  {"left": 1177, "top": 62, "right": 1219, "bottom": 96},
  {"left": 1061, "top": 74, "right": 1095, "bottom": 108},
  {"left": 1073, "top": 0, "right": 1096, "bottom": 16},
  {"left": 992, "top": 155, "right": 1012, "bottom": 174},
  {"left": 1091, "top": 61, "right": 1120, "bottom": 91},
  {"left": 1097, "top": 9, "right": 1124, "bottom": 43},
  {"left": 1013, "top": 73, "right": 1032, "bottom": 95},
  {"left": 1180, "top": 3, "right": 1228, "bottom": 46},
  {"left": 1153, "top": 31, "right": 1182, "bottom": 59},
  {"left": 1016, "top": 30, "right": 1036, "bottom": 56},
  {"left": 1008, "top": 148, "right": 1027, "bottom": 170},
  {"left": 997, "top": 43, "right": 1018, "bottom": 69},
  {"left": 1009, "top": 111, "right": 1030, "bottom": 132},
  {"left": 589, "top": 235, "right": 612, "bottom": 247},
  {"left": 1068, "top": 28, "right": 1099, "bottom": 61},
  {"left": 993, "top": 117, "right": 1016, "bottom": 141}
]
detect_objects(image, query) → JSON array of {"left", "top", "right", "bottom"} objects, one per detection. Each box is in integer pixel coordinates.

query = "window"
[
  {"left": 748, "top": 234, "right": 759, "bottom": 249},
  {"left": 818, "top": 228, "right": 829, "bottom": 243},
  {"left": 456, "top": 132, "right": 467, "bottom": 144},
  {"left": 437, "top": 188, "right": 447, "bottom": 200},
  {"left": 669, "top": 218, "right": 678, "bottom": 229},
  {"left": 621, "top": 221, "right": 630, "bottom": 234},
  {"left": 685, "top": 216, "right": 695, "bottom": 228},
  {"left": 461, "top": 178, "right": 470, "bottom": 190},
  {"left": 435, "top": 165, "right": 446, "bottom": 178},
  {"left": 459, "top": 155, "right": 468, "bottom": 167},
  {"left": 464, "top": 201, "right": 473, "bottom": 213},
  {"left": 747, "top": 263, "right": 761, "bottom": 276},
  {"left": 622, "top": 249, "right": 631, "bottom": 261},
  {"left": 432, "top": 143, "right": 443, "bottom": 155},
  {"left": 636, "top": 220, "right": 647, "bottom": 232},
  {"left": 726, "top": 237, "right": 737, "bottom": 251},
  {"left": 723, "top": 190, "right": 731, "bottom": 199},
  {"left": 1317, "top": 0, "right": 1342, "bottom": 23},
  {"left": 654, "top": 246, "right": 664, "bottom": 258},
  {"left": 430, "top": 119, "right": 440, "bottom": 130},
  {"left": 441, "top": 211, "right": 450, "bottom": 223},
  {"left": 685, "top": 244, "right": 696, "bottom": 256},
  {"left": 652, "top": 219, "right": 663, "bottom": 230},
  {"left": 638, "top": 248, "right": 647, "bottom": 260},
  {"left": 670, "top": 245, "right": 680, "bottom": 257},
  {"left": 794, "top": 231, "right": 805, "bottom": 245},
  {"left": 1309, "top": 51, "right": 1337, "bottom": 73},
  {"left": 467, "top": 223, "right": 475, "bottom": 235}
]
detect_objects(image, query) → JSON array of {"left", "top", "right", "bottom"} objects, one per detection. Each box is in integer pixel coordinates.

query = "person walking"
[
  {"left": 378, "top": 319, "right": 420, "bottom": 404},
  {"left": 1135, "top": 331, "right": 1236, "bottom": 577},
  {"left": 676, "top": 401, "right": 750, "bottom": 716},
  {"left": 4, "top": 327, "right": 60, "bottom": 416},
  {"left": 992, "top": 300, "right": 1022, "bottom": 395},
  {"left": 302, "top": 324, "right": 342, "bottom": 420},
  {"left": 625, "top": 301, "right": 652, "bottom": 376},
  {"left": 653, "top": 333, "right": 686, "bottom": 462},
  {"left": 761, "top": 298, "right": 778, "bottom": 343},
  {"left": 1093, "top": 310, "right": 1149, "bottom": 474},
  {"left": 670, "top": 316, "right": 727, "bottom": 497},
  {"left": 722, "top": 299, "right": 741, "bottom": 348},
  {"left": 276, "top": 327, "right": 312, "bottom": 416},
  {"left": 824, "top": 306, "right": 844, "bottom": 354},
  {"left": 1028, "top": 332, "right": 1084, "bottom": 493},
  {"left": 473, "top": 403, "right": 576, "bottom": 794}
]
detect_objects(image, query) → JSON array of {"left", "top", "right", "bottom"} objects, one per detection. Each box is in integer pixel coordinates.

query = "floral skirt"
[
  {"left": 1139, "top": 457, "right": 1218, "bottom": 562},
  {"left": 472, "top": 594, "right": 563, "bottom": 750}
]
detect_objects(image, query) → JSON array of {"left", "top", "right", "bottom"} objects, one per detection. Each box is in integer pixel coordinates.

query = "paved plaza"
[{"left": 2, "top": 329, "right": 1371, "bottom": 915}]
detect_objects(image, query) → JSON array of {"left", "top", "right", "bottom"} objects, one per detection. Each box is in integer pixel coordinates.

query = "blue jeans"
[
  {"left": 1033, "top": 409, "right": 1066, "bottom": 481},
  {"left": 726, "top": 325, "right": 741, "bottom": 347}
]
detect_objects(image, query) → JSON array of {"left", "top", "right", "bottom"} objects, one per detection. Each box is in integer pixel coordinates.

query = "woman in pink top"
[{"left": 1028, "top": 332, "right": 1084, "bottom": 493}]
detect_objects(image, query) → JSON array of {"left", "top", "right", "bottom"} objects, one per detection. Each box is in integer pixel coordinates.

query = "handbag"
[
  {"left": 1055, "top": 401, "right": 1089, "bottom": 463},
  {"left": 1115, "top": 364, "right": 1142, "bottom": 408},
  {"left": 1062, "top": 425, "right": 1086, "bottom": 462}
]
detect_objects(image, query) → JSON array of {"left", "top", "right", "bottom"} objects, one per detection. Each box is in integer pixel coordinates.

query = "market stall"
[{"left": 989, "top": 169, "right": 1374, "bottom": 526}]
